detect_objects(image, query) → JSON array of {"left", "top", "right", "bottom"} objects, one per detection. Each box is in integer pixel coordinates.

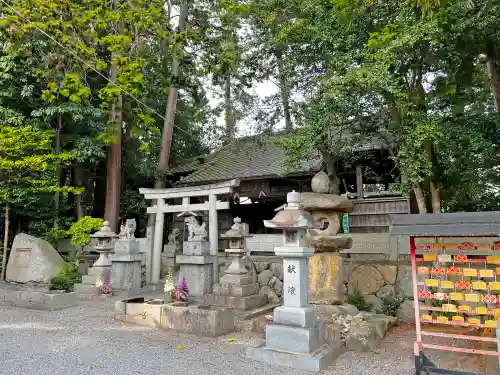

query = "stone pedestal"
[
  {"left": 177, "top": 239, "right": 214, "bottom": 298},
  {"left": 204, "top": 248, "right": 267, "bottom": 310},
  {"left": 161, "top": 244, "right": 180, "bottom": 278},
  {"left": 111, "top": 239, "right": 142, "bottom": 292},
  {"left": 309, "top": 253, "right": 344, "bottom": 304},
  {"left": 246, "top": 246, "right": 340, "bottom": 371}
]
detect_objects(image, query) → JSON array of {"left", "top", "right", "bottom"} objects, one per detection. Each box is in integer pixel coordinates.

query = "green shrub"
[
  {"left": 67, "top": 216, "right": 104, "bottom": 249},
  {"left": 378, "top": 291, "right": 404, "bottom": 316},
  {"left": 42, "top": 227, "right": 69, "bottom": 248},
  {"left": 346, "top": 289, "right": 372, "bottom": 311},
  {"left": 50, "top": 262, "right": 81, "bottom": 292},
  {"left": 66, "top": 217, "right": 104, "bottom": 261}
]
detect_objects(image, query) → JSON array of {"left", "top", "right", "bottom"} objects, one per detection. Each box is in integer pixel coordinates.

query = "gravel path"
[{"left": 0, "top": 301, "right": 416, "bottom": 375}]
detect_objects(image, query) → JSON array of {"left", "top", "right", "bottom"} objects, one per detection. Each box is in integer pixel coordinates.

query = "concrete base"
[
  {"left": 246, "top": 342, "right": 340, "bottom": 372},
  {"left": 204, "top": 293, "right": 268, "bottom": 311},
  {"left": 115, "top": 297, "right": 235, "bottom": 337},
  {"left": 0, "top": 284, "right": 77, "bottom": 310}
]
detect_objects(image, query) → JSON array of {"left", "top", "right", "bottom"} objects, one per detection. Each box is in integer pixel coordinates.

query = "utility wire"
[{"left": 0, "top": 0, "right": 194, "bottom": 139}]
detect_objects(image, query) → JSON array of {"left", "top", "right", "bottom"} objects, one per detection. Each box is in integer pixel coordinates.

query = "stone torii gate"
[{"left": 139, "top": 179, "right": 240, "bottom": 284}]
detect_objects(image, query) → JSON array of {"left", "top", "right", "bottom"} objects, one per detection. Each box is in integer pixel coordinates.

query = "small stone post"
[{"left": 246, "top": 191, "right": 340, "bottom": 372}]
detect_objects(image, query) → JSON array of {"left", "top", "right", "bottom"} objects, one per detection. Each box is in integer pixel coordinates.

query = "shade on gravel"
[{"left": 0, "top": 302, "right": 416, "bottom": 375}]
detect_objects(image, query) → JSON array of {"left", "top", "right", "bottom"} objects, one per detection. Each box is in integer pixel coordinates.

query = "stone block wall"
[
  {"left": 218, "top": 256, "right": 284, "bottom": 304},
  {"left": 340, "top": 233, "right": 413, "bottom": 310}
]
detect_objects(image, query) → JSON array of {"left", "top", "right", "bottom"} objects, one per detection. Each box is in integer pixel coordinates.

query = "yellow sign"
[
  {"left": 490, "top": 282, "right": 500, "bottom": 290},
  {"left": 468, "top": 318, "right": 481, "bottom": 326},
  {"left": 472, "top": 281, "right": 488, "bottom": 290},
  {"left": 437, "top": 316, "right": 449, "bottom": 324},
  {"left": 479, "top": 269, "right": 495, "bottom": 278},
  {"left": 465, "top": 294, "right": 481, "bottom": 302},
  {"left": 476, "top": 243, "right": 492, "bottom": 251},
  {"left": 431, "top": 243, "right": 443, "bottom": 251},
  {"left": 444, "top": 243, "right": 459, "bottom": 251},
  {"left": 485, "top": 320, "right": 498, "bottom": 328},
  {"left": 452, "top": 315, "right": 465, "bottom": 323},
  {"left": 441, "top": 281, "right": 455, "bottom": 289},
  {"left": 487, "top": 256, "right": 500, "bottom": 265},
  {"left": 449, "top": 293, "right": 464, "bottom": 301},
  {"left": 459, "top": 305, "right": 472, "bottom": 313},
  {"left": 423, "top": 253, "right": 438, "bottom": 262},
  {"left": 463, "top": 268, "right": 478, "bottom": 277},
  {"left": 421, "top": 315, "right": 433, "bottom": 322},
  {"left": 475, "top": 306, "right": 488, "bottom": 315},
  {"left": 425, "top": 279, "right": 439, "bottom": 287},
  {"left": 442, "top": 304, "right": 457, "bottom": 313}
]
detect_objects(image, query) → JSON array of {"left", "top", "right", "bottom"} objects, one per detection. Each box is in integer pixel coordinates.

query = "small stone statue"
[
  {"left": 185, "top": 215, "right": 207, "bottom": 241},
  {"left": 167, "top": 228, "right": 180, "bottom": 245},
  {"left": 118, "top": 218, "right": 136, "bottom": 239}
]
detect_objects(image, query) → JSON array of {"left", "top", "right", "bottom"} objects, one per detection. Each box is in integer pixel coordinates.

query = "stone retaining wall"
[{"left": 0, "top": 285, "right": 77, "bottom": 310}]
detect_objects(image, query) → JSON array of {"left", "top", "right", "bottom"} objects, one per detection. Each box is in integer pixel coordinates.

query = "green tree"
[{"left": 0, "top": 124, "right": 79, "bottom": 280}]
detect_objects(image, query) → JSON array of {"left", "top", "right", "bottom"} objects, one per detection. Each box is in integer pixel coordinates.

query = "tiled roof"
[
  {"left": 176, "top": 134, "right": 319, "bottom": 185},
  {"left": 172, "top": 130, "right": 389, "bottom": 185}
]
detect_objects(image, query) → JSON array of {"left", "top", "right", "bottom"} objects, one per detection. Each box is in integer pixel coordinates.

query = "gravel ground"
[{"left": 0, "top": 301, "right": 417, "bottom": 375}]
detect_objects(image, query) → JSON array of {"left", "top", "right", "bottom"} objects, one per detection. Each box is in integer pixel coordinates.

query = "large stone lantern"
[{"left": 246, "top": 190, "right": 339, "bottom": 371}]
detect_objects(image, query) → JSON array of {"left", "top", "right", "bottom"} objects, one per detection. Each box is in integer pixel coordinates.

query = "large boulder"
[
  {"left": 301, "top": 192, "right": 354, "bottom": 213},
  {"left": 6, "top": 233, "right": 66, "bottom": 283},
  {"left": 311, "top": 171, "right": 331, "bottom": 193}
]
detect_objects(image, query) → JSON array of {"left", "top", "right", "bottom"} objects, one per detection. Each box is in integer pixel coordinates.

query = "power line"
[{"left": 0, "top": 0, "right": 194, "bottom": 139}]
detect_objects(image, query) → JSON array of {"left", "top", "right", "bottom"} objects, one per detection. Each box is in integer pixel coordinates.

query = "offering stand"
[{"left": 390, "top": 212, "right": 500, "bottom": 375}]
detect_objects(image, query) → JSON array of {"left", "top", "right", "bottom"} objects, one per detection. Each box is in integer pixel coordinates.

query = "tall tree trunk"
[
  {"left": 1, "top": 204, "right": 10, "bottom": 281},
  {"left": 429, "top": 181, "right": 440, "bottom": 213},
  {"left": 54, "top": 113, "right": 62, "bottom": 228},
  {"left": 147, "top": 1, "right": 189, "bottom": 284},
  {"left": 224, "top": 73, "right": 235, "bottom": 141},
  {"left": 275, "top": 49, "right": 292, "bottom": 131},
  {"left": 104, "top": 61, "right": 122, "bottom": 232},
  {"left": 423, "top": 140, "right": 440, "bottom": 213},
  {"left": 413, "top": 184, "right": 427, "bottom": 214},
  {"left": 73, "top": 165, "right": 85, "bottom": 220},
  {"left": 155, "top": 0, "right": 189, "bottom": 189},
  {"left": 487, "top": 57, "right": 500, "bottom": 113}
]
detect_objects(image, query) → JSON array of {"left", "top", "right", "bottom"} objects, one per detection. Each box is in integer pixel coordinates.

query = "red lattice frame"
[{"left": 410, "top": 234, "right": 500, "bottom": 368}]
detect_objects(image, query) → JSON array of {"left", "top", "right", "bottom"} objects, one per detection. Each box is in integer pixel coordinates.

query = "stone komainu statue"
[
  {"left": 119, "top": 218, "right": 136, "bottom": 239},
  {"left": 185, "top": 216, "right": 207, "bottom": 241}
]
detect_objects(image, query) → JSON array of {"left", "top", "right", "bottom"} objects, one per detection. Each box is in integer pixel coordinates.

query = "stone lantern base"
[
  {"left": 204, "top": 248, "right": 267, "bottom": 311},
  {"left": 246, "top": 305, "right": 341, "bottom": 372},
  {"left": 246, "top": 340, "right": 340, "bottom": 372}
]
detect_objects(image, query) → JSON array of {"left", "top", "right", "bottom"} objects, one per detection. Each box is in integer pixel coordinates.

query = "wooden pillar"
[
  {"left": 356, "top": 164, "right": 364, "bottom": 199},
  {"left": 152, "top": 199, "right": 165, "bottom": 284}
]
